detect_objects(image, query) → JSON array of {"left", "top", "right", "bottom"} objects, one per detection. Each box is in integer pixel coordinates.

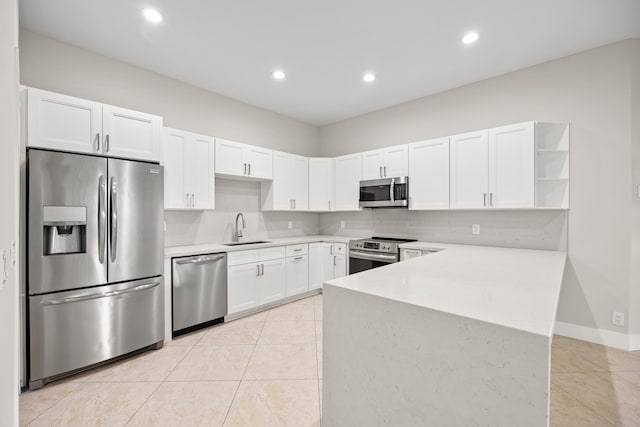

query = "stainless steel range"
[{"left": 348, "top": 237, "right": 417, "bottom": 274}]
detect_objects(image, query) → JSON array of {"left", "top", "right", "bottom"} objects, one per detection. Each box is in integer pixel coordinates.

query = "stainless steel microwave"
[{"left": 359, "top": 177, "right": 409, "bottom": 208}]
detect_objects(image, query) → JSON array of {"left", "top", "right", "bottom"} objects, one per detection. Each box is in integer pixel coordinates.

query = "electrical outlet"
[
  {"left": 340, "top": 221, "right": 345, "bottom": 229},
  {"left": 612, "top": 311, "right": 625, "bottom": 326},
  {"left": 472, "top": 224, "right": 480, "bottom": 235},
  {"left": 288, "top": 221, "right": 293, "bottom": 229}
]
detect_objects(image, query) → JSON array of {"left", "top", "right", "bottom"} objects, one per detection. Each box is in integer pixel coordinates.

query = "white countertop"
[
  {"left": 165, "top": 235, "right": 357, "bottom": 258},
  {"left": 325, "top": 243, "right": 566, "bottom": 337}
]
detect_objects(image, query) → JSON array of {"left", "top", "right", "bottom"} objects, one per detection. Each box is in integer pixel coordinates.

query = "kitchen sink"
[{"left": 222, "top": 240, "right": 271, "bottom": 246}]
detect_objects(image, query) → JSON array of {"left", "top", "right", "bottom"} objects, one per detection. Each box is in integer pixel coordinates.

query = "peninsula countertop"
[{"left": 325, "top": 243, "right": 567, "bottom": 337}]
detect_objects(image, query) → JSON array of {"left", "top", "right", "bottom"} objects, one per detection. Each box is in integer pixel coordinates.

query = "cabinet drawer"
[
  {"left": 227, "top": 249, "right": 260, "bottom": 266},
  {"left": 333, "top": 243, "right": 347, "bottom": 255},
  {"left": 286, "top": 244, "right": 308, "bottom": 257},
  {"left": 259, "top": 246, "right": 286, "bottom": 261}
]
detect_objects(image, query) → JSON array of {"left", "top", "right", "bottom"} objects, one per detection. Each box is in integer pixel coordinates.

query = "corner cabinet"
[
  {"left": 26, "top": 87, "right": 162, "bottom": 162},
  {"left": 261, "top": 151, "right": 309, "bottom": 211},
  {"left": 215, "top": 138, "right": 272, "bottom": 180},
  {"left": 408, "top": 137, "right": 450, "bottom": 210},
  {"left": 163, "top": 127, "right": 215, "bottom": 210},
  {"left": 309, "top": 158, "right": 335, "bottom": 211},
  {"left": 309, "top": 242, "right": 347, "bottom": 290},
  {"left": 334, "top": 153, "right": 362, "bottom": 211},
  {"left": 450, "top": 121, "right": 535, "bottom": 209}
]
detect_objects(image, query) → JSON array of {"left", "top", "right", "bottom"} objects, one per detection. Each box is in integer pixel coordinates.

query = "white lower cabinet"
[
  {"left": 259, "top": 258, "right": 286, "bottom": 304},
  {"left": 227, "top": 263, "right": 261, "bottom": 314},
  {"left": 309, "top": 242, "right": 347, "bottom": 289},
  {"left": 286, "top": 254, "right": 309, "bottom": 297}
]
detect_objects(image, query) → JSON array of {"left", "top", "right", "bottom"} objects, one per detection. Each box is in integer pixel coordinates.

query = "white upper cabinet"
[
  {"left": 27, "top": 88, "right": 102, "bottom": 154},
  {"left": 215, "top": 138, "right": 273, "bottom": 180},
  {"left": 361, "top": 145, "right": 409, "bottom": 180},
  {"left": 261, "top": 151, "right": 308, "bottom": 211},
  {"left": 488, "top": 122, "right": 534, "bottom": 208},
  {"left": 450, "top": 122, "right": 536, "bottom": 209},
  {"left": 334, "top": 153, "right": 362, "bottom": 211},
  {"left": 309, "top": 158, "right": 335, "bottom": 211},
  {"left": 101, "top": 105, "right": 162, "bottom": 162},
  {"left": 163, "top": 127, "right": 215, "bottom": 210},
  {"left": 450, "top": 130, "right": 490, "bottom": 209},
  {"left": 26, "top": 88, "right": 162, "bottom": 162},
  {"left": 408, "top": 137, "right": 450, "bottom": 210}
]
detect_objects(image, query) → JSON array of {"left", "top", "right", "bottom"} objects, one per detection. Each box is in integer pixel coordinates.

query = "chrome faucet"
[{"left": 234, "top": 212, "right": 246, "bottom": 241}]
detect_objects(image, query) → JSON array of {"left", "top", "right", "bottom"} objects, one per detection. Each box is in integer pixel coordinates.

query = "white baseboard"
[{"left": 554, "top": 321, "right": 633, "bottom": 351}]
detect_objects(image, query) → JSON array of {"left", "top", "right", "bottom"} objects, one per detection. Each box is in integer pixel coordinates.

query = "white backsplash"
[
  {"left": 320, "top": 209, "right": 568, "bottom": 251},
  {"left": 164, "top": 179, "right": 321, "bottom": 247}
]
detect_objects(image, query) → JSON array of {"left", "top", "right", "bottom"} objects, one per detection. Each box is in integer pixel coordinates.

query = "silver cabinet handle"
[
  {"left": 409, "top": 196, "right": 412, "bottom": 209},
  {"left": 260, "top": 263, "right": 264, "bottom": 276},
  {"left": 490, "top": 193, "right": 494, "bottom": 207},
  {"left": 105, "top": 134, "right": 110, "bottom": 152},
  {"left": 40, "top": 281, "right": 161, "bottom": 306},
  {"left": 256, "top": 264, "right": 260, "bottom": 276},
  {"left": 333, "top": 255, "right": 336, "bottom": 266},
  {"left": 293, "top": 256, "right": 304, "bottom": 261},
  {"left": 95, "top": 133, "right": 101, "bottom": 152},
  {"left": 186, "top": 193, "right": 190, "bottom": 208},
  {"left": 384, "top": 166, "right": 387, "bottom": 177},
  {"left": 379, "top": 166, "right": 383, "bottom": 178},
  {"left": 293, "top": 248, "right": 302, "bottom": 252},
  {"left": 110, "top": 177, "right": 117, "bottom": 262},
  {"left": 2, "top": 251, "right": 7, "bottom": 285},
  {"left": 483, "top": 193, "right": 487, "bottom": 207},
  {"left": 248, "top": 163, "right": 251, "bottom": 176},
  {"left": 98, "top": 176, "right": 106, "bottom": 264},
  {"left": 191, "top": 193, "right": 195, "bottom": 207},
  {"left": 330, "top": 245, "right": 333, "bottom": 255},
  {"left": 175, "top": 255, "right": 225, "bottom": 265},
  {"left": 293, "top": 199, "right": 296, "bottom": 209},
  {"left": 243, "top": 163, "right": 247, "bottom": 175}
]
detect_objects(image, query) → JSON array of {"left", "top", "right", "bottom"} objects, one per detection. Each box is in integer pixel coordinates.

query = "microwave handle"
[{"left": 390, "top": 178, "right": 395, "bottom": 204}]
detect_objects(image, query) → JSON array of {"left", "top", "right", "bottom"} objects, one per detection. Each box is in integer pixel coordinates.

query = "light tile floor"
[{"left": 19, "top": 294, "right": 640, "bottom": 426}]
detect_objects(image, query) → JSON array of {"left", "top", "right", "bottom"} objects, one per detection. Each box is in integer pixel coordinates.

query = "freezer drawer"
[
  {"left": 29, "top": 277, "right": 164, "bottom": 386},
  {"left": 172, "top": 253, "right": 227, "bottom": 333}
]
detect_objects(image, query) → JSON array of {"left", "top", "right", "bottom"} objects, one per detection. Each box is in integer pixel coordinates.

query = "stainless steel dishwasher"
[{"left": 172, "top": 252, "right": 227, "bottom": 335}]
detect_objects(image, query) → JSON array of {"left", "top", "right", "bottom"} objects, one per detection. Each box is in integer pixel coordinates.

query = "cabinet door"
[
  {"left": 335, "top": 153, "right": 362, "bottom": 211},
  {"left": 215, "top": 138, "right": 246, "bottom": 177},
  {"left": 259, "top": 258, "right": 286, "bottom": 304},
  {"left": 264, "top": 151, "right": 292, "bottom": 210},
  {"left": 246, "top": 145, "right": 273, "bottom": 180},
  {"left": 409, "top": 138, "right": 449, "bottom": 210},
  {"left": 102, "top": 104, "right": 162, "bottom": 162},
  {"left": 488, "top": 122, "right": 534, "bottom": 208},
  {"left": 309, "top": 158, "right": 335, "bottom": 211},
  {"left": 291, "top": 155, "right": 309, "bottom": 210},
  {"left": 285, "top": 255, "right": 309, "bottom": 296},
  {"left": 27, "top": 88, "right": 102, "bottom": 154},
  {"left": 383, "top": 144, "right": 409, "bottom": 177},
  {"left": 361, "top": 149, "right": 384, "bottom": 180},
  {"left": 162, "top": 128, "right": 187, "bottom": 209},
  {"left": 333, "top": 254, "right": 347, "bottom": 279},
  {"left": 228, "top": 263, "right": 260, "bottom": 314},
  {"left": 450, "top": 130, "right": 489, "bottom": 209},
  {"left": 308, "top": 243, "right": 324, "bottom": 290},
  {"left": 186, "top": 133, "right": 216, "bottom": 210}
]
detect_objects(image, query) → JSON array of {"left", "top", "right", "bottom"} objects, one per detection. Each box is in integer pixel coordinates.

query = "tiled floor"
[{"left": 19, "top": 294, "right": 640, "bottom": 426}]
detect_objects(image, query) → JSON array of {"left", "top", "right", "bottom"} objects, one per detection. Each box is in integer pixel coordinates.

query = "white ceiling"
[{"left": 19, "top": 0, "right": 640, "bottom": 126}]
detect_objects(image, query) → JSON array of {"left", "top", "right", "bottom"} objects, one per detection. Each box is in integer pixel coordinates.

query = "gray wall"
[
  {"left": 0, "top": 0, "right": 20, "bottom": 423},
  {"left": 319, "top": 40, "right": 637, "bottom": 337},
  {"left": 19, "top": 31, "right": 322, "bottom": 247}
]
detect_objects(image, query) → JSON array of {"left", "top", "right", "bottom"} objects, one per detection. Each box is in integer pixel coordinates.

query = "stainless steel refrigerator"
[{"left": 27, "top": 149, "right": 164, "bottom": 389}]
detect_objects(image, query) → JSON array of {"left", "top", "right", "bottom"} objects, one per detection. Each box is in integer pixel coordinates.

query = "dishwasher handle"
[{"left": 175, "top": 254, "right": 226, "bottom": 266}]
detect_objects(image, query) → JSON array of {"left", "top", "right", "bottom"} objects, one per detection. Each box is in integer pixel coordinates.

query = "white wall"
[
  {"left": 630, "top": 40, "right": 640, "bottom": 346},
  {"left": 320, "top": 40, "right": 637, "bottom": 343},
  {"left": 19, "top": 31, "right": 322, "bottom": 247},
  {"left": 0, "top": 0, "right": 20, "bottom": 424}
]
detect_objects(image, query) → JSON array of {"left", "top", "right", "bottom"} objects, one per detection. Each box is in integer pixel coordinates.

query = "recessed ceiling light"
[
  {"left": 142, "top": 8, "right": 163, "bottom": 23},
  {"left": 462, "top": 32, "right": 479, "bottom": 44},
  {"left": 363, "top": 73, "right": 376, "bottom": 83},
  {"left": 272, "top": 70, "right": 286, "bottom": 80}
]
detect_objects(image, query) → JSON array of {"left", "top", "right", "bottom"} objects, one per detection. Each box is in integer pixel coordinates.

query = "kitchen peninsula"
[{"left": 322, "top": 243, "right": 566, "bottom": 426}]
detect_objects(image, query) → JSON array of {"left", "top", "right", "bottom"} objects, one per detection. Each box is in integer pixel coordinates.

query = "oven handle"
[{"left": 349, "top": 250, "right": 398, "bottom": 263}]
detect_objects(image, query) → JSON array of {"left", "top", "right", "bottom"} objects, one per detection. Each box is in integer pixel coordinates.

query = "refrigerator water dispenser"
[{"left": 43, "top": 206, "right": 87, "bottom": 255}]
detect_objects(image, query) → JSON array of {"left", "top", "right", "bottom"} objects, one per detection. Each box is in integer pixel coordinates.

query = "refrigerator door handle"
[
  {"left": 110, "top": 177, "right": 118, "bottom": 262},
  {"left": 39, "top": 281, "right": 161, "bottom": 306},
  {"left": 98, "top": 176, "right": 107, "bottom": 264}
]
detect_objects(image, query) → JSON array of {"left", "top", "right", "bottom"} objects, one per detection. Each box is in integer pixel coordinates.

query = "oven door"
[{"left": 349, "top": 250, "right": 398, "bottom": 274}]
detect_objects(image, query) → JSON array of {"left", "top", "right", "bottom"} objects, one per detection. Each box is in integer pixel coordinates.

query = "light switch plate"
[
  {"left": 288, "top": 221, "right": 293, "bottom": 229},
  {"left": 340, "top": 221, "right": 346, "bottom": 229},
  {"left": 612, "top": 311, "right": 625, "bottom": 326},
  {"left": 472, "top": 224, "right": 480, "bottom": 235}
]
